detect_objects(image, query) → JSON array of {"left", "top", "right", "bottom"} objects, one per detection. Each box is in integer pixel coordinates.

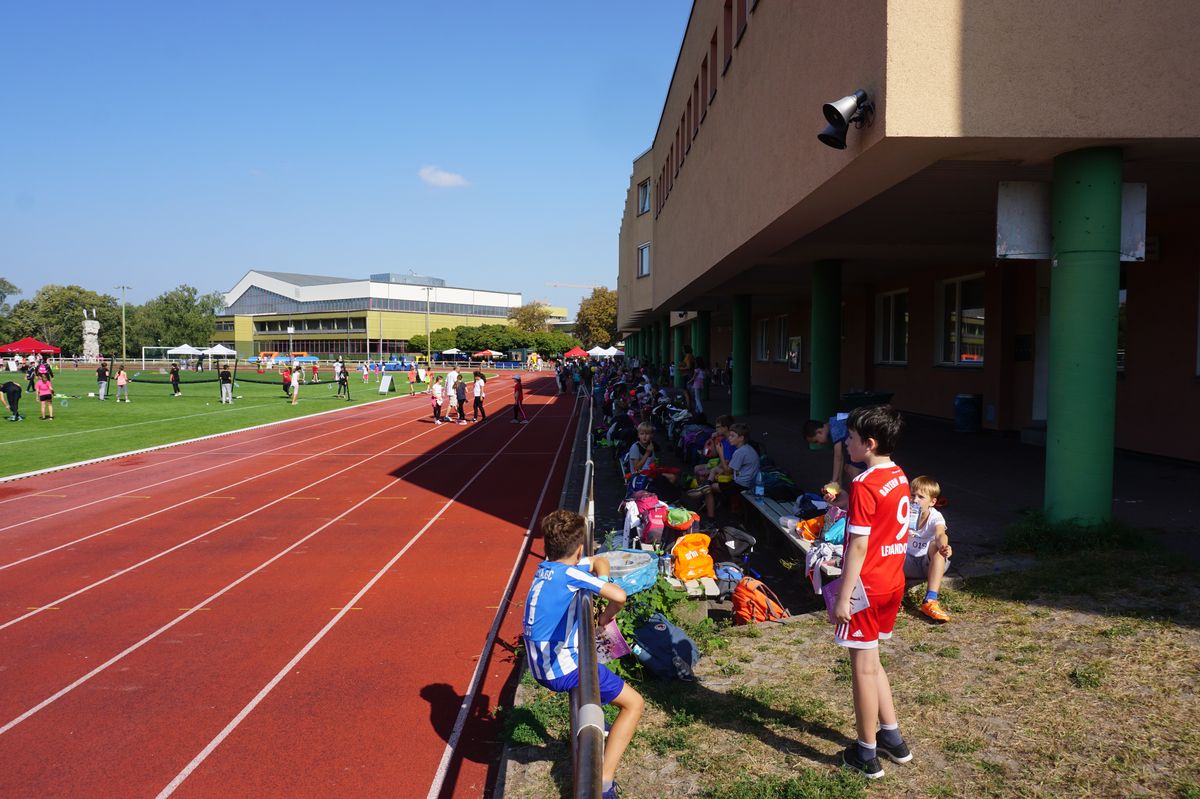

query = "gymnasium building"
[
  {"left": 211, "top": 270, "right": 524, "bottom": 360},
  {"left": 616, "top": 1, "right": 1200, "bottom": 523}
]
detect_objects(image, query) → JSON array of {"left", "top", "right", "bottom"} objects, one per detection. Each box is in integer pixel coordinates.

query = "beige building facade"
[{"left": 618, "top": 0, "right": 1200, "bottom": 520}]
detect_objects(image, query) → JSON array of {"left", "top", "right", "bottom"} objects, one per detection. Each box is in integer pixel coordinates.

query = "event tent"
[
  {"left": 602, "top": 346, "right": 621, "bottom": 357},
  {"left": 440, "top": 347, "right": 464, "bottom": 355},
  {"left": 0, "top": 337, "right": 61, "bottom": 354},
  {"left": 564, "top": 346, "right": 588, "bottom": 359},
  {"left": 166, "top": 344, "right": 204, "bottom": 356},
  {"left": 202, "top": 344, "right": 237, "bottom": 356},
  {"left": 472, "top": 349, "right": 504, "bottom": 358},
  {"left": 586, "top": 345, "right": 608, "bottom": 357}
]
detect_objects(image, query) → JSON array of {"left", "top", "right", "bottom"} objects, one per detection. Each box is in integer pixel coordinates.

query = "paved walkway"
[{"left": 695, "top": 385, "right": 1200, "bottom": 571}]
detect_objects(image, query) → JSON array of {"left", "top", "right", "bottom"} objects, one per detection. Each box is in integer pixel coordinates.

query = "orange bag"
[
  {"left": 732, "top": 577, "right": 790, "bottom": 625},
  {"left": 797, "top": 517, "right": 823, "bottom": 541},
  {"left": 671, "top": 532, "right": 715, "bottom": 581}
]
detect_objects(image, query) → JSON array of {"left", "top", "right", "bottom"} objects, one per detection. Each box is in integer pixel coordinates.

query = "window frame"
[
  {"left": 935, "top": 274, "right": 986, "bottom": 366},
  {"left": 636, "top": 242, "right": 651, "bottom": 278},
  {"left": 756, "top": 317, "right": 770, "bottom": 362},
  {"left": 875, "top": 289, "right": 909, "bottom": 365},
  {"left": 637, "top": 179, "right": 651, "bottom": 216},
  {"left": 774, "top": 315, "right": 788, "bottom": 362},
  {"left": 787, "top": 336, "right": 803, "bottom": 372}
]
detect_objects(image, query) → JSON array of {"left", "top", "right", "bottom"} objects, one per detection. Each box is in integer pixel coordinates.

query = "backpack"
[
  {"left": 731, "top": 577, "right": 790, "bottom": 625},
  {"left": 639, "top": 504, "right": 668, "bottom": 544},
  {"left": 714, "top": 561, "right": 745, "bottom": 599},
  {"left": 671, "top": 532, "right": 714, "bottom": 581},
  {"left": 632, "top": 612, "right": 699, "bottom": 680}
]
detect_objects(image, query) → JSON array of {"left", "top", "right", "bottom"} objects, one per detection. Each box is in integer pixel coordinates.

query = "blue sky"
[{"left": 1, "top": 1, "right": 692, "bottom": 314}]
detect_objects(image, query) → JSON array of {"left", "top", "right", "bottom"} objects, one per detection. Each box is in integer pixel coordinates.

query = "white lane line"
[
  {"left": 424, "top": 395, "right": 579, "bottom": 799},
  {"left": 0, "top": 392, "right": 419, "bottom": 485},
  {"left": 0, "top": 391, "right": 511, "bottom": 583},
  {"left": 0, "top": 397, "right": 405, "bottom": 505},
  {"left": 0, "top": 387, "right": 550, "bottom": 740},
  {"left": 154, "top": 391, "right": 561, "bottom": 797},
  {"left": 0, "top": 398, "right": 427, "bottom": 536}
]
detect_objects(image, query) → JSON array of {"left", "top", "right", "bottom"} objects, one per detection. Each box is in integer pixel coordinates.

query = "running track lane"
[{"left": 0, "top": 375, "right": 575, "bottom": 798}]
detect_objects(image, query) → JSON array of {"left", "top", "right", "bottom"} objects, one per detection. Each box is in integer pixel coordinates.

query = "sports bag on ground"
[
  {"left": 731, "top": 577, "right": 790, "bottom": 625},
  {"left": 632, "top": 612, "right": 699, "bottom": 680},
  {"left": 671, "top": 532, "right": 714, "bottom": 581}
]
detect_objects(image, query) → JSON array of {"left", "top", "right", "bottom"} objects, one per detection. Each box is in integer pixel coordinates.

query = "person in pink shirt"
[
  {"left": 35, "top": 374, "right": 54, "bottom": 420},
  {"left": 115, "top": 365, "right": 130, "bottom": 403}
]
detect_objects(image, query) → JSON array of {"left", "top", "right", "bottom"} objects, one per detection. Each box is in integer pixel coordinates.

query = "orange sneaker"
[{"left": 920, "top": 599, "right": 951, "bottom": 622}]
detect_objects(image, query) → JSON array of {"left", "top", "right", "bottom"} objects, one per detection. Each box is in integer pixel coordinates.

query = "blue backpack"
[{"left": 632, "top": 612, "right": 699, "bottom": 680}]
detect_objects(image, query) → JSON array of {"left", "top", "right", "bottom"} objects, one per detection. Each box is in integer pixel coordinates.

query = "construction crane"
[{"left": 545, "top": 282, "right": 605, "bottom": 289}]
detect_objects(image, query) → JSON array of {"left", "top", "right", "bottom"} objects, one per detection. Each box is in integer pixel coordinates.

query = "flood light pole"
[{"left": 114, "top": 285, "right": 131, "bottom": 360}]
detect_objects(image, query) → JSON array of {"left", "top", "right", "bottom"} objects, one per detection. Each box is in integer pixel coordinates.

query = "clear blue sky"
[{"left": 1, "top": 1, "right": 691, "bottom": 315}]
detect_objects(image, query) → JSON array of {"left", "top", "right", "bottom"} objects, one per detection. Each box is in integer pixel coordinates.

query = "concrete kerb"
[{"left": 0, "top": 392, "right": 420, "bottom": 485}]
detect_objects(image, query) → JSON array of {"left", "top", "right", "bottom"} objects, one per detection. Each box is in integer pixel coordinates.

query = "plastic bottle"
[
  {"left": 754, "top": 471, "right": 764, "bottom": 498},
  {"left": 630, "top": 643, "right": 651, "bottom": 665},
  {"left": 908, "top": 500, "right": 920, "bottom": 533}
]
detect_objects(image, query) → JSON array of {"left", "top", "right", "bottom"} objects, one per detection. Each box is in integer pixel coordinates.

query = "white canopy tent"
[
  {"left": 602, "top": 346, "right": 621, "bottom": 357},
  {"left": 440, "top": 347, "right": 464, "bottom": 355},
  {"left": 203, "top": 344, "right": 237, "bottom": 356},
  {"left": 586, "top": 345, "right": 608, "bottom": 357},
  {"left": 166, "top": 345, "right": 203, "bottom": 356}
]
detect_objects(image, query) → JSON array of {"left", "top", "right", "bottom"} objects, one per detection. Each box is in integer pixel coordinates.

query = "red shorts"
[{"left": 834, "top": 588, "right": 903, "bottom": 649}]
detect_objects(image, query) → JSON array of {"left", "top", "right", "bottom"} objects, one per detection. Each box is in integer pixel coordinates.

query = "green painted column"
[
  {"left": 658, "top": 320, "right": 669, "bottom": 368},
  {"left": 693, "top": 312, "right": 711, "bottom": 400},
  {"left": 1045, "top": 147, "right": 1122, "bottom": 524},
  {"left": 647, "top": 325, "right": 656, "bottom": 367},
  {"left": 810, "top": 260, "right": 842, "bottom": 435},
  {"left": 672, "top": 325, "right": 684, "bottom": 388},
  {"left": 731, "top": 295, "right": 751, "bottom": 417}
]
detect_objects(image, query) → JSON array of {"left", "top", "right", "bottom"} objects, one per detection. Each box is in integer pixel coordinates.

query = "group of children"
[
  {"left": 530, "top": 399, "right": 957, "bottom": 792},
  {"left": 429, "top": 368, "right": 490, "bottom": 425}
]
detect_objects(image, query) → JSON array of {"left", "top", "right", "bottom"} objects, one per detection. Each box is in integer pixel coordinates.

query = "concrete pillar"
[
  {"left": 731, "top": 295, "right": 751, "bottom": 417},
  {"left": 810, "top": 260, "right": 842, "bottom": 428},
  {"left": 1045, "top": 147, "right": 1122, "bottom": 524},
  {"left": 694, "top": 311, "right": 711, "bottom": 400},
  {"left": 658, "top": 319, "right": 669, "bottom": 368},
  {"left": 672, "top": 324, "right": 684, "bottom": 388}
]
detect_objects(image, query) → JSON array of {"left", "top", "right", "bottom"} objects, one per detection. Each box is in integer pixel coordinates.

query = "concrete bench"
[{"left": 741, "top": 492, "right": 842, "bottom": 578}]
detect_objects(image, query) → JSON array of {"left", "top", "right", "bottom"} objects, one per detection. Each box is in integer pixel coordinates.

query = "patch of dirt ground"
[{"left": 500, "top": 573, "right": 1200, "bottom": 799}]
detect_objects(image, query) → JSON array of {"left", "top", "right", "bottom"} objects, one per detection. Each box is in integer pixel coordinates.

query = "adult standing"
[
  {"left": 290, "top": 364, "right": 301, "bottom": 405},
  {"left": 96, "top": 362, "right": 109, "bottom": 401},
  {"left": 337, "top": 361, "right": 351, "bottom": 401},
  {"left": 334, "top": 358, "right": 345, "bottom": 397},
  {"left": 169, "top": 362, "right": 182, "bottom": 397},
  {"left": 219, "top": 363, "right": 234, "bottom": 404},
  {"left": 1, "top": 380, "right": 24, "bottom": 421}
]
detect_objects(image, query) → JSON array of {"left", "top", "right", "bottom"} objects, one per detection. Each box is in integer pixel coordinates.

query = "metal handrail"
[{"left": 569, "top": 389, "right": 602, "bottom": 799}]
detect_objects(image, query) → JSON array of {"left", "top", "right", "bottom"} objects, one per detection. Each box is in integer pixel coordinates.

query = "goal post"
[{"left": 141, "top": 346, "right": 172, "bottom": 370}]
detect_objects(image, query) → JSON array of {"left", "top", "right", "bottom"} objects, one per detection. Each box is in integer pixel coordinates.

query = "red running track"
[{"left": 0, "top": 374, "right": 577, "bottom": 798}]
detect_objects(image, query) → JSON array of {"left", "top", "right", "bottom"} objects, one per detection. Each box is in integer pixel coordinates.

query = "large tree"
[
  {"left": 131, "top": 285, "right": 224, "bottom": 355},
  {"left": 6, "top": 285, "right": 121, "bottom": 356},
  {"left": 506, "top": 301, "right": 553, "bottom": 333},
  {"left": 0, "top": 278, "right": 20, "bottom": 341},
  {"left": 573, "top": 287, "right": 618, "bottom": 347}
]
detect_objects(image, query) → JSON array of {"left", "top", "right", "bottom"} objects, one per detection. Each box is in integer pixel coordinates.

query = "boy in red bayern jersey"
[{"left": 833, "top": 404, "right": 913, "bottom": 779}]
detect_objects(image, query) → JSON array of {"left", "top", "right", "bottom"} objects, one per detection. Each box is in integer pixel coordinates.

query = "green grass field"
[{"left": 0, "top": 366, "right": 428, "bottom": 478}]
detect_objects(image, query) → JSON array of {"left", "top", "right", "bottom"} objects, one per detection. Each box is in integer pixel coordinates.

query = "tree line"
[{"left": 0, "top": 279, "right": 222, "bottom": 359}]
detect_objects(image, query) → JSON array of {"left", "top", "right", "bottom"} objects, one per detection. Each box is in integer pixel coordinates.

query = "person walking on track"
[{"left": 472, "top": 370, "right": 486, "bottom": 422}]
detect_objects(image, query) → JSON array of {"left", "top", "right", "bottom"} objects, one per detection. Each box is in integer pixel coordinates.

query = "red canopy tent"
[
  {"left": 0, "top": 337, "right": 61, "bottom": 354},
  {"left": 564, "top": 346, "right": 587, "bottom": 359}
]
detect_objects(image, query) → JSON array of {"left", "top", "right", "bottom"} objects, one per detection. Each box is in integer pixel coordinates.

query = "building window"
[
  {"left": 756, "top": 318, "right": 770, "bottom": 361},
  {"left": 876, "top": 291, "right": 909, "bottom": 364},
  {"left": 708, "top": 33, "right": 718, "bottom": 100},
  {"left": 774, "top": 315, "right": 788, "bottom": 362},
  {"left": 686, "top": 98, "right": 693, "bottom": 151},
  {"left": 736, "top": 0, "right": 749, "bottom": 44},
  {"left": 722, "top": 1, "right": 734, "bottom": 73},
  {"left": 700, "top": 57, "right": 709, "bottom": 117},
  {"left": 787, "top": 336, "right": 803, "bottom": 372},
  {"left": 692, "top": 79, "right": 701, "bottom": 134},
  {"left": 637, "top": 180, "right": 650, "bottom": 215},
  {"left": 1117, "top": 267, "right": 1127, "bottom": 372},
  {"left": 637, "top": 243, "right": 651, "bottom": 278},
  {"left": 937, "top": 275, "right": 985, "bottom": 365}
]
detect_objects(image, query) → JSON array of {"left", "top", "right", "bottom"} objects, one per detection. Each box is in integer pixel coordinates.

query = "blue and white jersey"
[{"left": 523, "top": 559, "right": 606, "bottom": 681}]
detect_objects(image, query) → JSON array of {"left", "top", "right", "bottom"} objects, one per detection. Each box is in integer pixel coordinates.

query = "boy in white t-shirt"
[{"left": 904, "top": 475, "right": 953, "bottom": 622}]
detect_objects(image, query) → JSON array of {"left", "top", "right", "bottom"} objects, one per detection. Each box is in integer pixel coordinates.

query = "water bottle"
[
  {"left": 754, "top": 471, "right": 764, "bottom": 498},
  {"left": 630, "top": 643, "right": 651, "bottom": 665},
  {"left": 908, "top": 500, "right": 920, "bottom": 533}
]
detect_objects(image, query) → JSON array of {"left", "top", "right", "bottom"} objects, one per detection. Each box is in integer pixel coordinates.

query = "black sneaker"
[
  {"left": 876, "top": 738, "right": 913, "bottom": 764},
  {"left": 841, "top": 746, "right": 884, "bottom": 779}
]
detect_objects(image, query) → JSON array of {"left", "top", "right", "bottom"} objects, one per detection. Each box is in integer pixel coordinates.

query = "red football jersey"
[{"left": 847, "top": 462, "right": 910, "bottom": 595}]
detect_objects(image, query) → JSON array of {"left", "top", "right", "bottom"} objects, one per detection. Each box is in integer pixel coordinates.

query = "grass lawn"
[
  {"left": 502, "top": 544, "right": 1200, "bottom": 799},
  {"left": 0, "top": 366, "right": 429, "bottom": 478}
]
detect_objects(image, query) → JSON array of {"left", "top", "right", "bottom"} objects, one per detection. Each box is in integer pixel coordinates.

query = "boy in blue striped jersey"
[{"left": 523, "top": 509, "right": 644, "bottom": 799}]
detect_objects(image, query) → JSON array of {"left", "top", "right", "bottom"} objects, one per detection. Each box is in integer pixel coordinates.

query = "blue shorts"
[{"left": 537, "top": 663, "right": 626, "bottom": 705}]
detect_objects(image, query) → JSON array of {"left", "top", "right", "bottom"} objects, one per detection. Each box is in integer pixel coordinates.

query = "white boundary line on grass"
[
  {"left": 0, "top": 384, "right": 553, "bottom": 739},
  {"left": 155, "top": 390, "right": 566, "bottom": 798},
  {"left": 0, "top": 392, "right": 417, "bottom": 485},
  {"left": 424, "top": 393, "right": 579, "bottom": 799}
]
